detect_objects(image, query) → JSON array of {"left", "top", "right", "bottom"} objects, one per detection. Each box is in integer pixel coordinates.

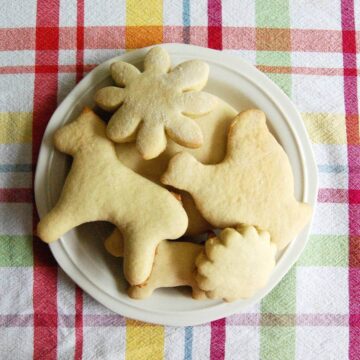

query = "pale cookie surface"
[
  {"left": 95, "top": 46, "right": 217, "bottom": 159},
  {"left": 116, "top": 98, "right": 238, "bottom": 235},
  {"left": 105, "top": 229, "right": 206, "bottom": 300},
  {"left": 37, "top": 108, "right": 188, "bottom": 285},
  {"left": 196, "top": 226, "right": 276, "bottom": 301},
  {"left": 162, "top": 109, "right": 312, "bottom": 250}
]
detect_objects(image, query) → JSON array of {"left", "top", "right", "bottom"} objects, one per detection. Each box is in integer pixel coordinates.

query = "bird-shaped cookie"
[{"left": 162, "top": 109, "right": 312, "bottom": 250}]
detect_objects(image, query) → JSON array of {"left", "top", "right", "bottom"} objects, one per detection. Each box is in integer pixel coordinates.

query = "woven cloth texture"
[{"left": 0, "top": 0, "right": 359, "bottom": 359}]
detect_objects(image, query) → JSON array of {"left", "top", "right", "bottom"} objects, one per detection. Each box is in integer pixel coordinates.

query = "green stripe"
[
  {"left": 297, "top": 235, "right": 348, "bottom": 267},
  {"left": 0, "top": 235, "right": 33, "bottom": 266},
  {"left": 256, "top": 0, "right": 295, "bottom": 358},
  {"left": 260, "top": 267, "right": 296, "bottom": 360},
  {"left": 256, "top": 0, "right": 290, "bottom": 28},
  {"left": 256, "top": 0, "right": 292, "bottom": 96}
]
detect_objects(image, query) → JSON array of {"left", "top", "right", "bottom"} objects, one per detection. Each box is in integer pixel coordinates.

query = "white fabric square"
[
  {"left": 83, "top": 49, "right": 125, "bottom": 65},
  {"left": 59, "top": 0, "right": 77, "bottom": 26},
  {"left": 0, "top": 144, "right": 32, "bottom": 165},
  {"left": 312, "top": 144, "right": 348, "bottom": 166},
  {"left": 0, "top": 204, "right": 32, "bottom": 235},
  {"left": 57, "top": 327, "right": 75, "bottom": 359},
  {"left": 83, "top": 326, "right": 126, "bottom": 360},
  {"left": 84, "top": 0, "right": 125, "bottom": 26},
  {"left": 291, "top": 52, "right": 343, "bottom": 69},
  {"left": 191, "top": 324, "right": 211, "bottom": 360},
  {"left": 223, "top": 49, "right": 256, "bottom": 65},
  {"left": 0, "top": 268, "right": 33, "bottom": 314},
  {"left": 0, "top": 0, "right": 37, "bottom": 27},
  {"left": 190, "top": 0, "right": 208, "bottom": 26},
  {"left": 83, "top": 292, "right": 114, "bottom": 315},
  {"left": 297, "top": 267, "right": 348, "bottom": 314},
  {"left": 0, "top": 327, "right": 33, "bottom": 359},
  {"left": 163, "top": 0, "right": 184, "bottom": 26},
  {"left": 296, "top": 326, "right": 348, "bottom": 360},
  {"left": 292, "top": 74, "right": 344, "bottom": 114},
  {"left": 312, "top": 144, "right": 348, "bottom": 189},
  {"left": 356, "top": 0, "right": 360, "bottom": 30},
  {"left": 318, "top": 169, "right": 349, "bottom": 190},
  {"left": 0, "top": 51, "right": 35, "bottom": 67},
  {"left": 0, "top": 74, "right": 35, "bottom": 112},
  {"left": 222, "top": 0, "right": 255, "bottom": 27},
  {"left": 311, "top": 203, "right": 348, "bottom": 235},
  {"left": 225, "top": 326, "right": 260, "bottom": 360},
  {"left": 58, "top": 73, "right": 76, "bottom": 105},
  {"left": 290, "top": 0, "right": 342, "bottom": 30},
  {"left": 57, "top": 269, "right": 75, "bottom": 316},
  {"left": 0, "top": 173, "right": 32, "bottom": 188},
  {"left": 164, "top": 326, "right": 185, "bottom": 360},
  {"left": 58, "top": 50, "right": 76, "bottom": 65}
]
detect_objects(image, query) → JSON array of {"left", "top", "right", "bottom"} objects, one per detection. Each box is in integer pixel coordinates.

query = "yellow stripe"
[
  {"left": 0, "top": 112, "right": 32, "bottom": 144},
  {"left": 126, "top": 319, "right": 164, "bottom": 360},
  {"left": 126, "top": 0, "right": 163, "bottom": 26},
  {"left": 302, "top": 112, "right": 346, "bottom": 145}
]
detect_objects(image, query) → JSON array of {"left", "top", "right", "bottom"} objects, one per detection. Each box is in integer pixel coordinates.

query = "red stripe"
[
  {"left": 76, "top": 0, "right": 85, "bottom": 83},
  {"left": 0, "top": 63, "right": 356, "bottom": 77},
  {"left": 0, "top": 188, "right": 33, "bottom": 203},
  {"left": 210, "top": 318, "right": 226, "bottom": 360},
  {"left": 208, "top": 2, "right": 225, "bottom": 358},
  {"left": 74, "top": 2, "right": 84, "bottom": 359},
  {"left": 208, "top": 0, "right": 222, "bottom": 50},
  {"left": 0, "top": 64, "right": 96, "bottom": 75},
  {"left": 2, "top": 26, "right": 360, "bottom": 53},
  {"left": 32, "top": 1, "right": 60, "bottom": 359},
  {"left": 349, "top": 190, "right": 360, "bottom": 204},
  {"left": 317, "top": 188, "right": 348, "bottom": 203},
  {"left": 74, "top": 286, "right": 84, "bottom": 360},
  {"left": 341, "top": 1, "right": 360, "bottom": 359}
]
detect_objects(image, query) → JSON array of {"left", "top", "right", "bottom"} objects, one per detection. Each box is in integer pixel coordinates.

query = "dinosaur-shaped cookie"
[
  {"left": 37, "top": 108, "right": 188, "bottom": 285},
  {"left": 162, "top": 109, "right": 312, "bottom": 250},
  {"left": 95, "top": 46, "right": 217, "bottom": 159},
  {"left": 104, "top": 229, "right": 206, "bottom": 300},
  {"left": 196, "top": 226, "right": 276, "bottom": 301}
]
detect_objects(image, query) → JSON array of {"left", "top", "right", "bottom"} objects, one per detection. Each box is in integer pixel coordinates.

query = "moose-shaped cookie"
[
  {"left": 37, "top": 108, "right": 188, "bottom": 285},
  {"left": 162, "top": 109, "right": 312, "bottom": 250}
]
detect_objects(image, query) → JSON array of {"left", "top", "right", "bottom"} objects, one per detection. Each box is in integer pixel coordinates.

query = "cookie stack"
[{"left": 37, "top": 47, "right": 312, "bottom": 302}]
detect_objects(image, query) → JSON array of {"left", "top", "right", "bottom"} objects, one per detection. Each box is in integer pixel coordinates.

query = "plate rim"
[{"left": 34, "top": 43, "right": 318, "bottom": 326}]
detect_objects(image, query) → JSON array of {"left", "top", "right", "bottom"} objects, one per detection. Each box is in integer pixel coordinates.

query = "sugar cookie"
[
  {"left": 116, "top": 97, "right": 238, "bottom": 235},
  {"left": 95, "top": 46, "right": 217, "bottom": 159},
  {"left": 162, "top": 109, "right": 312, "bottom": 250},
  {"left": 37, "top": 108, "right": 188, "bottom": 285},
  {"left": 105, "top": 229, "right": 206, "bottom": 300},
  {"left": 196, "top": 226, "right": 276, "bottom": 301}
]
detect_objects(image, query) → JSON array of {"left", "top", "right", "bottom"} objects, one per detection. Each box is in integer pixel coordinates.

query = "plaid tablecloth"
[{"left": 1, "top": 0, "right": 359, "bottom": 359}]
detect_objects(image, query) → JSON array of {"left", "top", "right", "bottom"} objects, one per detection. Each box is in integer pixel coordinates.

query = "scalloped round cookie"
[{"left": 195, "top": 226, "right": 277, "bottom": 301}]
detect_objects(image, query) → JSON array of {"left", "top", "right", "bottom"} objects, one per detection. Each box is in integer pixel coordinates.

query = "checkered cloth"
[{"left": 0, "top": 0, "right": 359, "bottom": 359}]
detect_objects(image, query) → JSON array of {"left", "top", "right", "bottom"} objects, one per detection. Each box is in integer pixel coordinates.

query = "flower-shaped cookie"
[
  {"left": 95, "top": 46, "right": 217, "bottom": 159},
  {"left": 195, "top": 226, "right": 276, "bottom": 301}
]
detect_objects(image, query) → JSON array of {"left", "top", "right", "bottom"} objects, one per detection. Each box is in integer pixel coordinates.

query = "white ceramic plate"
[{"left": 35, "top": 44, "right": 318, "bottom": 326}]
